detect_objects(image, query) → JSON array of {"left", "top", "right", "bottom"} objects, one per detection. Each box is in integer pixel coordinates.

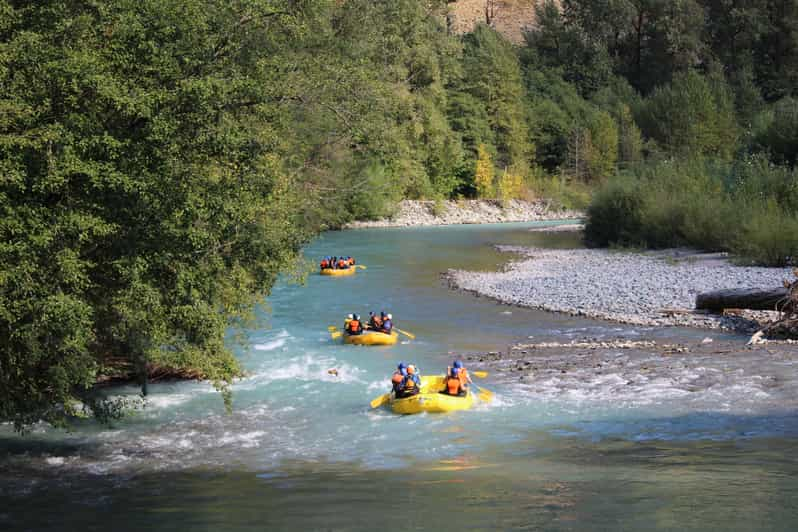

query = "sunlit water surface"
[{"left": 2, "top": 221, "right": 798, "bottom": 531}]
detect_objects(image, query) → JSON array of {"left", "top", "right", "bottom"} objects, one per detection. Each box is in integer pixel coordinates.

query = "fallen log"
[{"left": 695, "top": 288, "right": 788, "bottom": 312}]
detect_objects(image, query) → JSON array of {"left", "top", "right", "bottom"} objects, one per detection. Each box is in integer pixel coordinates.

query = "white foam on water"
[
  {"left": 253, "top": 338, "right": 288, "bottom": 351},
  {"left": 366, "top": 380, "right": 388, "bottom": 392},
  {"left": 218, "top": 430, "right": 265, "bottom": 448},
  {"left": 144, "top": 393, "right": 195, "bottom": 409},
  {"left": 239, "top": 353, "right": 366, "bottom": 389},
  {"left": 45, "top": 456, "right": 65, "bottom": 466}
]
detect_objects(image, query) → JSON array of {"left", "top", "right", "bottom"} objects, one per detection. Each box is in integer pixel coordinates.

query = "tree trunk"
[{"left": 695, "top": 288, "right": 789, "bottom": 312}]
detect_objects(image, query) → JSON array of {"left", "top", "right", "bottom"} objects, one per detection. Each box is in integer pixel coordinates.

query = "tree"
[
  {"left": 498, "top": 167, "right": 525, "bottom": 203},
  {"left": 586, "top": 111, "right": 620, "bottom": 179},
  {"left": 475, "top": 144, "right": 495, "bottom": 197},
  {"left": 637, "top": 70, "right": 739, "bottom": 159},
  {"left": 759, "top": 97, "right": 798, "bottom": 166},
  {"left": 455, "top": 24, "right": 533, "bottom": 171},
  {"left": 0, "top": 0, "right": 319, "bottom": 429}
]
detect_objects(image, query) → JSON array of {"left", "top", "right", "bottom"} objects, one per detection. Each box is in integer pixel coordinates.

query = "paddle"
[
  {"left": 328, "top": 326, "right": 338, "bottom": 332},
  {"left": 369, "top": 392, "right": 391, "bottom": 409},
  {"left": 471, "top": 382, "right": 494, "bottom": 402},
  {"left": 471, "top": 370, "right": 488, "bottom": 378},
  {"left": 394, "top": 327, "right": 415, "bottom": 339},
  {"left": 356, "top": 265, "right": 367, "bottom": 270},
  {"left": 330, "top": 331, "right": 342, "bottom": 339}
]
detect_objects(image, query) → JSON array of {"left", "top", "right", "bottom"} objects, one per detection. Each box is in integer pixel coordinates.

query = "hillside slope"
[{"left": 447, "top": 0, "right": 540, "bottom": 44}]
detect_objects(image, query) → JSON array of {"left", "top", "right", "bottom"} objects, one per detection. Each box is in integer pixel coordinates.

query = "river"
[{"left": 2, "top": 222, "right": 798, "bottom": 531}]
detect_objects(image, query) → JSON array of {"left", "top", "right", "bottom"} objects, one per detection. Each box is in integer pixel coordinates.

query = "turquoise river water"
[{"left": 2, "top": 221, "right": 798, "bottom": 531}]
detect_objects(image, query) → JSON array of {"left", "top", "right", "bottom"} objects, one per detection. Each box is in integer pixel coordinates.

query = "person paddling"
[
  {"left": 444, "top": 360, "right": 471, "bottom": 396},
  {"left": 345, "top": 313, "right": 363, "bottom": 335},
  {"left": 391, "top": 362, "right": 408, "bottom": 394},
  {"left": 368, "top": 311, "right": 382, "bottom": 331},
  {"left": 395, "top": 364, "right": 421, "bottom": 398},
  {"left": 380, "top": 312, "right": 393, "bottom": 335}
]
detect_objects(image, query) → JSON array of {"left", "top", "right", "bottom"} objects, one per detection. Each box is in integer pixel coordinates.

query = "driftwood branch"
[{"left": 695, "top": 288, "right": 789, "bottom": 312}]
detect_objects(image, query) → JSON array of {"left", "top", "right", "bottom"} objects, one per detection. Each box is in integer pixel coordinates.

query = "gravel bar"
[
  {"left": 345, "top": 199, "right": 582, "bottom": 228},
  {"left": 448, "top": 246, "right": 793, "bottom": 329}
]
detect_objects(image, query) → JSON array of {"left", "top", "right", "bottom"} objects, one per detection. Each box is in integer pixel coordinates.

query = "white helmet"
[
  {"left": 387, "top": 314, "right": 392, "bottom": 320},
  {"left": 346, "top": 314, "right": 353, "bottom": 320}
]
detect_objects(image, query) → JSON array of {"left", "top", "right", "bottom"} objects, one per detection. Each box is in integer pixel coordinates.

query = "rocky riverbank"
[
  {"left": 447, "top": 246, "right": 793, "bottom": 331},
  {"left": 463, "top": 335, "right": 798, "bottom": 413},
  {"left": 345, "top": 199, "right": 582, "bottom": 228}
]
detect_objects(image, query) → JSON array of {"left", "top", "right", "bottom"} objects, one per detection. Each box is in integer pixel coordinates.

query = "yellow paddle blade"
[
  {"left": 328, "top": 325, "right": 338, "bottom": 332},
  {"left": 356, "top": 264, "right": 367, "bottom": 269},
  {"left": 370, "top": 393, "right": 390, "bottom": 409},
  {"left": 395, "top": 327, "right": 415, "bottom": 339},
  {"left": 473, "top": 384, "right": 493, "bottom": 402},
  {"left": 472, "top": 371, "right": 488, "bottom": 378},
  {"left": 330, "top": 331, "right": 342, "bottom": 339}
]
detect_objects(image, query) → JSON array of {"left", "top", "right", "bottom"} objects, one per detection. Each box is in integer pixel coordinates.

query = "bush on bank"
[{"left": 584, "top": 157, "right": 798, "bottom": 266}]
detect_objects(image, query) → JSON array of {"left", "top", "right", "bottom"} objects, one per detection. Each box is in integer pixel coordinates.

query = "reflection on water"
[{"left": 2, "top": 221, "right": 798, "bottom": 530}]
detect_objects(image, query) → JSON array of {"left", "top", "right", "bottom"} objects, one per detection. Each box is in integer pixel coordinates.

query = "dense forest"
[{"left": 2, "top": 0, "right": 797, "bottom": 429}]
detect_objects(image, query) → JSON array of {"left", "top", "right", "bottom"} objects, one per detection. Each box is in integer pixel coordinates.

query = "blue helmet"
[
  {"left": 398, "top": 362, "right": 407, "bottom": 369},
  {"left": 453, "top": 360, "right": 463, "bottom": 369}
]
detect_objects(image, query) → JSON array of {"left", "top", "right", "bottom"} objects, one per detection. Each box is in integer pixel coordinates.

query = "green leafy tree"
[
  {"left": 0, "top": 0, "right": 316, "bottom": 430},
  {"left": 637, "top": 70, "right": 739, "bottom": 159},
  {"left": 586, "top": 111, "right": 620, "bottom": 179}
]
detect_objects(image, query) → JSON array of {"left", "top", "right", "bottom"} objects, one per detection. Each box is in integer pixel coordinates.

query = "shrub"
[
  {"left": 585, "top": 158, "right": 798, "bottom": 265},
  {"left": 733, "top": 200, "right": 798, "bottom": 266},
  {"left": 584, "top": 176, "right": 645, "bottom": 247}
]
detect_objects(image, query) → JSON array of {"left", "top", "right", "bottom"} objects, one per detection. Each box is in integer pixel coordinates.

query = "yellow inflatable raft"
[
  {"left": 320, "top": 267, "right": 356, "bottom": 276},
  {"left": 343, "top": 330, "right": 399, "bottom": 345},
  {"left": 390, "top": 376, "right": 474, "bottom": 414}
]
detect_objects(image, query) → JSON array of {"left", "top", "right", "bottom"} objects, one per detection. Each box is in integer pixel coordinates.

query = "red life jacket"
[
  {"left": 320, "top": 259, "right": 329, "bottom": 268},
  {"left": 348, "top": 319, "right": 361, "bottom": 333},
  {"left": 338, "top": 260, "right": 346, "bottom": 268}
]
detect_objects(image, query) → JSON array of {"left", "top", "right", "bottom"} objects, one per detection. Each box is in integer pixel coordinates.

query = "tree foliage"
[{"left": 474, "top": 143, "right": 495, "bottom": 198}]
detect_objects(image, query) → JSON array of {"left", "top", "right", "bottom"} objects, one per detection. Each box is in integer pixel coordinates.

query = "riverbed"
[{"left": 2, "top": 221, "right": 798, "bottom": 531}]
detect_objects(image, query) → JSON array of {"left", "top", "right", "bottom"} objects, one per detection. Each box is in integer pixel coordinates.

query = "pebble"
[
  {"left": 345, "top": 199, "right": 582, "bottom": 228},
  {"left": 449, "top": 247, "right": 792, "bottom": 330}
]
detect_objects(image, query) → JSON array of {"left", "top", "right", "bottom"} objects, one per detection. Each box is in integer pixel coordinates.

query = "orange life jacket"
[
  {"left": 338, "top": 260, "right": 346, "bottom": 268},
  {"left": 446, "top": 367, "right": 468, "bottom": 395},
  {"left": 320, "top": 259, "right": 329, "bottom": 268},
  {"left": 348, "top": 319, "right": 361, "bottom": 333},
  {"left": 446, "top": 376, "right": 461, "bottom": 395},
  {"left": 391, "top": 372, "right": 403, "bottom": 385}
]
